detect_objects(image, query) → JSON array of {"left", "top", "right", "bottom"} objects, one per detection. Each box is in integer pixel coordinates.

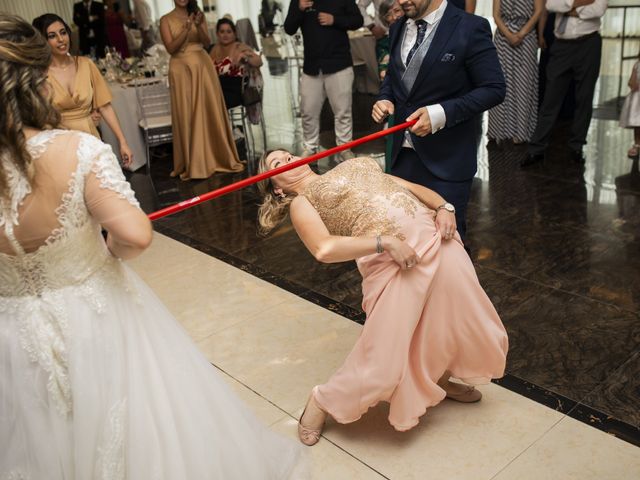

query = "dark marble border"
[
  {"left": 493, "top": 375, "right": 640, "bottom": 447},
  {"left": 154, "top": 223, "right": 640, "bottom": 449}
]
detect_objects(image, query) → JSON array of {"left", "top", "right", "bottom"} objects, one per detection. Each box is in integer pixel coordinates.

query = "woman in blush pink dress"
[{"left": 258, "top": 150, "right": 509, "bottom": 446}]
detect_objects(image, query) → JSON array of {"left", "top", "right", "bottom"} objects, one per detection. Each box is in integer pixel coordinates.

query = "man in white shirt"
[
  {"left": 132, "top": 0, "right": 156, "bottom": 51},
  {"left": 358, "top": 0, "right": 388, "bottom": 39},
  {"left": 524, "top": 0, "right": 608, "bottom": 166}
]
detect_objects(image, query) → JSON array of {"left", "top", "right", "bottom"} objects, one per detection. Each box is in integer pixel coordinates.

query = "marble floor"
[
  {"left": 125, "top": 36, "right": 640, "bottom": 466},
  {"left": 127, "top": 233, "right": 640, "bottom": 479}
]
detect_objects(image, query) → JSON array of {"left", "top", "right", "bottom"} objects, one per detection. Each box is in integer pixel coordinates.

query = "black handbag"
[{"left": 242, "top": 85, "right": 261, "bottom": 106}]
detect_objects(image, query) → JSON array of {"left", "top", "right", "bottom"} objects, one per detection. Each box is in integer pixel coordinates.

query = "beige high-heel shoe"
[
  {"left": 297, "top": 391, "right": 326, "bottom": 446},
  {"left": 445, "top": 385, "right": 482, "bottom": 403}
]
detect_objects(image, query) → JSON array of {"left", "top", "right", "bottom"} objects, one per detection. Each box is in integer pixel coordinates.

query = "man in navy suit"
[{"left": 372, "top": 0, "right": 505, "bottom": 242}]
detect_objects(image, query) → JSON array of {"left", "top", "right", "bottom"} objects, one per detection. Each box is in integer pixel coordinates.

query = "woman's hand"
[
  {"left": 538, "top": 35, "right": 547, "bottom": 49},
  {"left": 194, "top": 11, "right": 204, "bottom": 26},
  {"left": 507, "top": 31, "right": 522, "bottom": 47},
  {"left": 184, "top": 14, "right": 195, "bottom": 30},
  {"left": 90, "top": 109, "right": 102, "bottom": 126},
  {"left": 435, "top": 210, "right": 457, "bottom": 241},
  {"left": 119, "top": 142, "right": 133, "bottom": 168},
  {"left": 383, "top": 236, "right": 420, "bottom": 270}
]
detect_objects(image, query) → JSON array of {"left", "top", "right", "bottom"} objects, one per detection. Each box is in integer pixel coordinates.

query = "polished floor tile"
[
  {"left": 271, "top": 417, "right": 387, "bottom": 480},
  {"left": 492, "top": 415, "right": 640, "bottom": 480},
  {"left": 195, "top": 296, "right": 362, "bottom": 415},
  {"left": 318, "top": 383, "right": 564, "bottom": 480},
  {"left": 128, "top": 234, "right": 640, "bottom": 478}
]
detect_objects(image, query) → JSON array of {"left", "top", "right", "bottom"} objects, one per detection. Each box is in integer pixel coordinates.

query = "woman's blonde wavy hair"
[
  {"left": 256, "top": 149, "right": 297, "bottom": 235},
  {"left": 0, "top": 13, "right": 60, "bottom": 202}
]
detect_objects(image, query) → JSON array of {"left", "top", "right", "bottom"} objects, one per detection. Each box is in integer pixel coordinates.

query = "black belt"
[{"left": 556, "top": 31, "right": 600, "bottom": 43}]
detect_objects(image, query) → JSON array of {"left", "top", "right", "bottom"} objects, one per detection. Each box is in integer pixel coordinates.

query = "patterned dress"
[{"left": 488, "top": 0, "right": 539, "bottom": 143}]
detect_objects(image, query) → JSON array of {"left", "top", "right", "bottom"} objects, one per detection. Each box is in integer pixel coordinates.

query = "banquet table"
[{"left": 101, "top": 82, "right": 149, "bottom": 172}]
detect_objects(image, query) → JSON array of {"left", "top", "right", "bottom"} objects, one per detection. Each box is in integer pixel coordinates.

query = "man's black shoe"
[
  {"left": 520, "top": 152, "right": 544, "bottom": 168},
  {"left": 571, "top": 149, "right": 585, "bottom": 164}
]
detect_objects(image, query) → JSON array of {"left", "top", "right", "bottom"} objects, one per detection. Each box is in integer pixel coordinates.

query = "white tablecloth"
[{"left": 101, "top": 83, "right": 148, "bottom": 172}]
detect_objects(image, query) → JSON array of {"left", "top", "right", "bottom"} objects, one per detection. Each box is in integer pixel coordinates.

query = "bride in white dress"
[{"left": 0, "top": 14, "right": 301, "bottom": 479}]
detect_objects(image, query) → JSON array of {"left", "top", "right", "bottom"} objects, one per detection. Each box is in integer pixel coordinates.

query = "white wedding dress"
[{"left": 0, "top": 130, "right": 301, "bottom": 479}]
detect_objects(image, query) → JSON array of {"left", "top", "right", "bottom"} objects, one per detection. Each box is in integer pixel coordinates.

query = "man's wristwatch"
[{"left": 436, "top": 202, "right": 455, "bottom": 214}]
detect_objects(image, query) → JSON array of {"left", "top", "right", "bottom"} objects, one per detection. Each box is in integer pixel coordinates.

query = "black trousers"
[
  {"left": 391, "top": 148, "right": 474, "bottom": 242},
  {"left": 529, "top": 32, "right": 602, "bottom": 154}
]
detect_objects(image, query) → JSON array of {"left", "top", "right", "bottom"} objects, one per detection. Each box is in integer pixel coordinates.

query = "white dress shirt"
[
  {"left": 401, "top": 0, "right": 448, "bottom": 146},
  {"left": 133, "top": 0, "right": 153, "bottom": 32},
  {"left": 546, "top": 0, "right": 608, "bottom": 40},
  {"left": 357, "top": 0, "right": 388, "bottom": 32}
]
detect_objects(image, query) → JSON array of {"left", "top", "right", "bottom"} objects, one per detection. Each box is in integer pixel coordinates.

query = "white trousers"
[{"left": 300, "top": 66, "right": 354, "bottom": 149}]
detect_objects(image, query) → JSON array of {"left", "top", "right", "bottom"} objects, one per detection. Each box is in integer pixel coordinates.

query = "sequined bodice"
[{"left": 302, "top": 158, "right": 424, "bottom": 240}]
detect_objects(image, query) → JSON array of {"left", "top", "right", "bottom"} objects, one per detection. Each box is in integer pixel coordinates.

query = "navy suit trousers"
[{"left": 392, "top": 148, "right": 473, "bottom": 242}]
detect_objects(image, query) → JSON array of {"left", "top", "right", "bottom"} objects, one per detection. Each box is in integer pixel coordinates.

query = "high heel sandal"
[
  {"left": 297, "top": 391, "right": 326, "bottom": 446},
  {"left": 628, "top": 144, "right": 640, "bottom": 159},
  {"left": 445, "top": 385, "right": 482, "bottom": 403}
]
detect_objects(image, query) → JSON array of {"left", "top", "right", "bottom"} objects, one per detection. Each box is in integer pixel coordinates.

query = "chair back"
[{"left": 134, "top": 77, "right": 171, "bottom": 125}]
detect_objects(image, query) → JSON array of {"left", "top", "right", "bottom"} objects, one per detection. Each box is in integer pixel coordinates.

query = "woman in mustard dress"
[
  {"left": 160, "top": 0, "right": 244, "bottom": 180},
  {"left": 32, "top": 14, "right": 133, "bottom": 166}
]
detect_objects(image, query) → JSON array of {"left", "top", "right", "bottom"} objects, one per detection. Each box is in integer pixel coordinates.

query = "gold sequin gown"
[
  {"left": 49, "top": 56, "right": 112, "bottom": 138},
  {"left": 303, "top": 158, "right": 509, "bottom": 431},
  {"left": 163, "top": 12, "right": 244, "bottom": 179}
]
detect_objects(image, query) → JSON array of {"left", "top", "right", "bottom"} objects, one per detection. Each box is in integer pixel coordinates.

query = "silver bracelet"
[{"left": 376, "top": 235, "right": 384, "bottom": 254}]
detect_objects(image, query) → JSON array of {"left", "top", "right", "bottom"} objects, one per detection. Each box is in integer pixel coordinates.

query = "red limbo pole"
[{"left": 148, "top": 119, "right": 417, "bottom": 221}]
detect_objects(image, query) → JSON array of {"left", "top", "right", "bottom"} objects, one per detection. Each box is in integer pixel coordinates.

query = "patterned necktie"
[
  {"left": 405, "top": 20, "right": 427, "bottom": 66},
  {"left": 556, "top": 13, "right": 569, "bottom": 35}
]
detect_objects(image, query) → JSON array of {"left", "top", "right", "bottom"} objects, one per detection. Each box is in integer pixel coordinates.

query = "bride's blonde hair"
[
  {"left": 256, "top": 149, "right": 297, "bottom": 235},
  {"left": 0, "top": 13, "right": 60, "bottom": 202}
]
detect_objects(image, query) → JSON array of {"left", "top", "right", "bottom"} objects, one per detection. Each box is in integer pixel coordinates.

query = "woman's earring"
[{"left": 278, "top": 192, "right": 287, "bottom": 199}]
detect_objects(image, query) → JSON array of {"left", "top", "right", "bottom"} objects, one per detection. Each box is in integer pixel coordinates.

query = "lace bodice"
[
  {"left": 0, "top": 130, "right": 140, "bottom": 417},
  {"left": 302, "top": 158, "right": 423, "bottom": 240},
  {"left": 0, "top": 130, "right": 139, "bottom": 297}
]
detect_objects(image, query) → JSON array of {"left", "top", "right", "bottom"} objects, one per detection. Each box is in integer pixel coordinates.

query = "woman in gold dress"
[
  {"left": 160, "top": 0, "right": 244, "bottom": 180},
  {"left": 32, "top": 14, "right": 133, "bottom": 167}
]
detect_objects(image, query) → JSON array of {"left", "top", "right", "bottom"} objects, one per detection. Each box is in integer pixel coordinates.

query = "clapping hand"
[{"left": 194, "top": 11, "right": 204, "bottom": 26}]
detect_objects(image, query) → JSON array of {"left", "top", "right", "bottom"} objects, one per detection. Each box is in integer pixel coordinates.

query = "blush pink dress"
[{"left": 303, "top": 158, "right": 509, "bottom": 431}]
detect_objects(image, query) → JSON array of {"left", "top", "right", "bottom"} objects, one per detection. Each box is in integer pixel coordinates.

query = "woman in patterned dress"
[
  {"left": 488, "top": 0, "right": 545, "bottom": 144},
  {"left": 258, "top": 150, "right": 509, "bottom": 445}
]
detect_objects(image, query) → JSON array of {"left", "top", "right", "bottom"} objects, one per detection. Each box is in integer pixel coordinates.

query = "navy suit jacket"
[{"left": 378, "top": 4, "right": 505, "bottom": 182}]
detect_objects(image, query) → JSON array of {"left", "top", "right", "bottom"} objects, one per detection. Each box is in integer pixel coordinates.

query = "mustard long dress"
[
  {"left": 49, "top": 56, "right": 112, "bottom": 138},
  {"left": 163, "top": 12, "right": 244, "bottom": 179}
]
